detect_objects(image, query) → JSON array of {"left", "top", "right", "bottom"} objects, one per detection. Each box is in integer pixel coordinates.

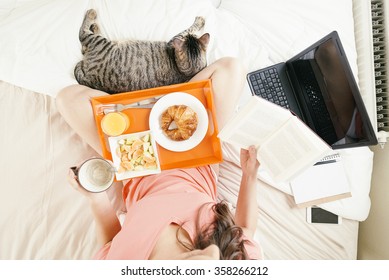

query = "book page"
[
  {"left": 218, "top": 96, "right": 291, "bottom": 148},
  {"left": 259, "top": 117, "right": 330, "bottom": 182},
  {"left": 219, "top": 96, "right": 331, "bottom": 183}
]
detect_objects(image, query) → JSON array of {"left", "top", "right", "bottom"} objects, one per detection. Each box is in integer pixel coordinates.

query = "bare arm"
[
  {"left": 234, "top": 146, "right": 260, "bottom": 238},
  {"left": 88, "top": 193, "right": 122, "bottom": 246},
  {"left": 68, "top": 169, "right": 121, "bottom": 246}
]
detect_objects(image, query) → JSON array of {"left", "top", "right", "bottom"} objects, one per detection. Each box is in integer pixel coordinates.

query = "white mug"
[{"left": 70, "top": 158, "right": 115, "bottom": 192}]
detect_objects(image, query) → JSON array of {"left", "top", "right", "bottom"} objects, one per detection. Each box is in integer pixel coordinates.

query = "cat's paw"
[
  {"left": 90, "top": 23, "right": 99, "bottom": 34},
  {"left": 86, "top": 9, "right": 97, "bottom": 20},
  {"left": 194, "top": 16, "right": 205, "bottom": 28}
]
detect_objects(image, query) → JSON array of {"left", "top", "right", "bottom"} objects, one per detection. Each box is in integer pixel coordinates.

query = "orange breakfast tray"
[{"left": 90, "top": 79, "right": 222, "bottom": 171}]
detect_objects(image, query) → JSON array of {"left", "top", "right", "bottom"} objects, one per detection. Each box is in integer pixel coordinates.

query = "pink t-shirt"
[{"left": 94, "top": 166, "right": 261, "bottom": 259}]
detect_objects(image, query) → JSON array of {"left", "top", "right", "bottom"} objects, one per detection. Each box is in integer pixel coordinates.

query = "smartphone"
[{"left": 306, "top": 206, "right": 342, "bottom": 224}]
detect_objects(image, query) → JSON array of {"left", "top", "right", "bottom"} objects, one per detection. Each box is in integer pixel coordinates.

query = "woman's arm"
[
  {"left": 68, "top": 169, "right": 122, "bottom": 247},
  {"left": 57, "top": 85, "right": 123, "bottom": 246},
  {"left": 88, "top": 193, "right": 122, "bottom": 246},
  {"left": 234, "top": 146, "right": 260, "bottom": 238}
]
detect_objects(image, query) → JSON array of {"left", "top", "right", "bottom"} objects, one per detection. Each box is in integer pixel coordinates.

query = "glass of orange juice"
[{"left": 101, "top": 112, "right": 130, "bottom": 136}]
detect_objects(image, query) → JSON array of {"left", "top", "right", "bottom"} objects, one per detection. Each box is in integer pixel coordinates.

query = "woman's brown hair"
[{"left": 178, "top": 201, "right": 249, "bottom": 260}]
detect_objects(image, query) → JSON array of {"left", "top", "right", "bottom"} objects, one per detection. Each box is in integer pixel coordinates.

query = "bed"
[{"left": 0, "top": 0, "right": 374, "bottom": 259}]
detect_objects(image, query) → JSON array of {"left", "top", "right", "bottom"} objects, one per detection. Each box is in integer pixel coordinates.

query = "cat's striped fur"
[{"left": 74, "top": 9, "right": 210, "bottom": 94}]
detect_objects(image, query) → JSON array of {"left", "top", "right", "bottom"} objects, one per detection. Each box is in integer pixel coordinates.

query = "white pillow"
[{"left": 317, "top": 147, "right": 374, "bottom": 221}]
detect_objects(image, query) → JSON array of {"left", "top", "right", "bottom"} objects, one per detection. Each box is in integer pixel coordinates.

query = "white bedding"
[
  {"left": 0, "top": 0, "right": 359, "bottom": 98},
  {"left": 0, "top": 0, "right": 373, "bottom": 259}
]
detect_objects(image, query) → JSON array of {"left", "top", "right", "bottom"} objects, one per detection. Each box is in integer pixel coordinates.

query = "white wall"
[{"left": 358, "top": 144, "right": 389, "bottom": 259}]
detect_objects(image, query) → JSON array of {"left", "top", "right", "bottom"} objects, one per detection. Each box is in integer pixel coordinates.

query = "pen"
[{"left": 314, "top": 159, "right": 337, "bottom": 166}]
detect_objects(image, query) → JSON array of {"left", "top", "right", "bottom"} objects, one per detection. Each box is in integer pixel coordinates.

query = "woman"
[{"left": 56, "top": 57, "right": 261, "bottom": 260}]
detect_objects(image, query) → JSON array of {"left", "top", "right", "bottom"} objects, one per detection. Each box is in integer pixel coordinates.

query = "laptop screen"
[{"left": 287, "top": 32, "right": 377, "bottom": 149}]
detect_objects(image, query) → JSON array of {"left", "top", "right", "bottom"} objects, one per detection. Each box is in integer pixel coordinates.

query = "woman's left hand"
[
  {"left": 68, "top": 165, "right": 106, "bottom": 202},
  {"left": 240, "top": 145, "right": 260, "bottom": 177}
]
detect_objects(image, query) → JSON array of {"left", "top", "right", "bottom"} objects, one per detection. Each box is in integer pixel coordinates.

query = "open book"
[{"left": 218, "top": 96, "right": 332, "bottom": 182}]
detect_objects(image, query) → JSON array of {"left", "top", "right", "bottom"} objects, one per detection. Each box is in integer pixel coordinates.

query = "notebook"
[
  {"left": 289, "top": 153, "right": 351, "bottom": 208},
  {"left": 247, "top": 31, "right": 378, "bottom": 149}
]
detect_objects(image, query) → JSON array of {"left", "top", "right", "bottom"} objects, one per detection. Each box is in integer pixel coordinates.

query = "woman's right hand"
[{"left": 235, "top": 145, "right": 260, "bottom": 237}]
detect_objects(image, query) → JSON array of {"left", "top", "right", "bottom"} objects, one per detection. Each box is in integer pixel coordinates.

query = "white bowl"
[{"left": 108, "top": 130, "right": 161, "bottom": 181}]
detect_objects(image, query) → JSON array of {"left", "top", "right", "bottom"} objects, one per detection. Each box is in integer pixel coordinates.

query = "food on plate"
[
  {"left": 101, "top": 112, "right": 130, "bottom": 136},
  {"left": 160, "top": 105, "right": 198, "bottom": 141},
  {"left": 116, "top": 133, "right": 157, "bottom": 173}
]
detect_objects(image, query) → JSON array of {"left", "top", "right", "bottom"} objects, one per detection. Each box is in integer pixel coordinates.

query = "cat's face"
[{"left": 170, "top": 33, "right": 210, "bottom": 76}]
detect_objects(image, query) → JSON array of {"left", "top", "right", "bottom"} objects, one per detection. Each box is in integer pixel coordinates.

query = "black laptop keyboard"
[{"left": 248, "top": 68, "right": 290, "bottom": 109}]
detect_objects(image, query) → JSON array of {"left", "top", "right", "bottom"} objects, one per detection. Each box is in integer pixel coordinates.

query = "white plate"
[
  {"left": 149, "top": 92, "right": 208, "bottom": 152},
  {"left": 108, "top": 131, "right": 161, "bottom": 181}
]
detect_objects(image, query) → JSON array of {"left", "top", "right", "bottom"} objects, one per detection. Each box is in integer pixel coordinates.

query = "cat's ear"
[
  {"left": 171, "top": 38, "right": 185, "bottom": 50},
  {"left": 199, "top": 33, "right": 210, "bottom": 47}
]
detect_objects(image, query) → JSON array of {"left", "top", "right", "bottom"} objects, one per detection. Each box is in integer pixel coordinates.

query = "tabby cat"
[{"left": 74, "top": 9, "right": 210, "bottom": 94}]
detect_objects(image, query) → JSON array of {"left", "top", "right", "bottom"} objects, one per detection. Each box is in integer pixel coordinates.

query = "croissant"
[{"left": 161, "top": 105, "right": 198, "bottom": 141}]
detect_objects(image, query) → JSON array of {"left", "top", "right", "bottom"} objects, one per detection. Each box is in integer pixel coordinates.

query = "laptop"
[{"left": 247, "top": 31, "right": 378, "bottom": 149}]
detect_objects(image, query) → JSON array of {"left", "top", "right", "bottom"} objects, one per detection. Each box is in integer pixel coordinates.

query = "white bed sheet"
[
  {"left": 0, "top": 0, "right": 359, "bottom": 98},
  {"left": 0, "top": 81, "right": 100, "bottom": 259},
  {"left": 0, "top": 0, "right": 372, "bottom": 259}
]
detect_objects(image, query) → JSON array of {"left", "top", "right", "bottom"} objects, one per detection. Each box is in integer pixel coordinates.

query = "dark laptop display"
[{"left": 247, "top": 31, "right": 378, "bottom": 149}]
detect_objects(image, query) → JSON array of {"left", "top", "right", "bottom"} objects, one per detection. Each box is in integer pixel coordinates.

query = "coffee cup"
[{"left": 70, "top": 158, "right": 115, "bottom": 192}]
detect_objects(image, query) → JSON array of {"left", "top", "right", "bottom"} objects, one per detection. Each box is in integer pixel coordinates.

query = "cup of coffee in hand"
[{"left": 71, "top": 158, "right": 115, "bottom": 192}]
